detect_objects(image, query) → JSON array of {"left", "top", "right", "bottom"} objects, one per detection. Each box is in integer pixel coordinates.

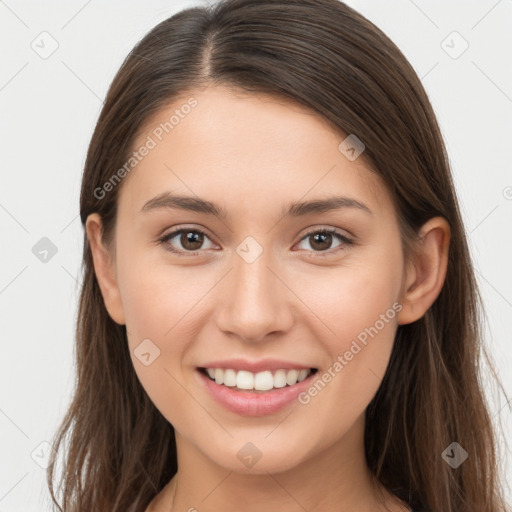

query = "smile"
[
  {"left": 200, "top": 367, "right": 316, "bottom": 392},
  {"left": 196, "top": 367, "right": 319, "bottom": 416}
]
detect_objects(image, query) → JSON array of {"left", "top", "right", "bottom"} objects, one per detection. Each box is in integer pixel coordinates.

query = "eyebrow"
[{"left": 140, "top": 191, "right": 373, "bottom": 219}]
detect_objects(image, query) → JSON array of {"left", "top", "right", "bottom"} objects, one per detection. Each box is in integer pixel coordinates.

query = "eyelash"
[{"left": 157, "top": 226, "right": 354, "bottom": 258}]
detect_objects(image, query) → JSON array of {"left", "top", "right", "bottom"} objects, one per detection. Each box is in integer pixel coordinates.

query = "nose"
[{"left": 215, "top": 248, "right": 294, "bottom": 343}]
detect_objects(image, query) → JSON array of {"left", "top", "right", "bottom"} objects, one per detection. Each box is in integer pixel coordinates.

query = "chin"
[{"left": 204, "top": 438, "right": 312, "bottom": 475}]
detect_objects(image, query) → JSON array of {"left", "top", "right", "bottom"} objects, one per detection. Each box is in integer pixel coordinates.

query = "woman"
[{"left": 46, "top": 0, "right": 510, "bottom": 511}]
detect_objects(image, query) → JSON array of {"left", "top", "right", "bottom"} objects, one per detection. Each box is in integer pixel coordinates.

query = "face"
[{"left": 92, "top": 85, "right": 413, "bottom": 474}]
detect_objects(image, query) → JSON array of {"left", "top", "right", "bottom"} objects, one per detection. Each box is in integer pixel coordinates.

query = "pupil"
[
  {"left": 183, "top": 231, "right": 203, "bottom": 250},
  {"left": 312, "top": 233, "right": 331, "bottom": 251}
]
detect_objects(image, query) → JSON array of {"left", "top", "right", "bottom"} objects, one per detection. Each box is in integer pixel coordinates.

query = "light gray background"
[{"left": 1, "top": 1, "right": 511, "bottom": 510}]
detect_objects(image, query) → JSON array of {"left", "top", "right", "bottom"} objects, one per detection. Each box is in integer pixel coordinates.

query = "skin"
[{"left": 86, "top": 85, "right": 450, "bottom": 512}]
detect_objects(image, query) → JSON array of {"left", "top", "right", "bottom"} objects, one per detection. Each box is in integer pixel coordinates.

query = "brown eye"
[
  {"left": 158, "top": 228, "right": 215, "bottom": 255},
  {"left": 180, "top": 230, "right": 204, "bottom": 251},
  {"left": 309, "top": 232, "right": 333, "bottom": 251},
  {"left": 296, "top": 228, "right": 354, "bottom": 256}
]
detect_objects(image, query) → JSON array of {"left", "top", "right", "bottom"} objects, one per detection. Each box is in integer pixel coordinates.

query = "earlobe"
[
  {"left": 397, "top": 217, "right": 450, "bottom": 326},
  {"left": 85, "top": 213, "right": 126, "bottom": 325}
]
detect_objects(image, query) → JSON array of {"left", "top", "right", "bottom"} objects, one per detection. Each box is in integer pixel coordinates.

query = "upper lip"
[{"left": 198, "top": 358, "right": 316, "bottom": 373}]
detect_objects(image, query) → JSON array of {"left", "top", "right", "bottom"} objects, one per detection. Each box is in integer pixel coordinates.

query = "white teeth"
[
  {"left": 273, "top": 369, "right": 287, "bottom": 388},
  {"left": 236, "top": 370, "right": 254, "bottom": 390},
  {"left": 286, "top": 369, "right": 299, "bottom": 386},
  {"left": 214, "top": 368, "right": 224, "bottom": 385},
  {"left": 297, "top": 369, "right": 309, "bottom": 382},
  {"left": 203, "top": 367, "right": 313, "bottom": 390},
  {"left": 254, "top": 370, "right": 274, "bottom": 391},
  {"left": 223, "top": 369, "right": 237, "bottom": 387}
]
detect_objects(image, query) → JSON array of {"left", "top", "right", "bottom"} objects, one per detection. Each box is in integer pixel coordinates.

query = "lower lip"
[{"left": 196, "top": 369, "right": 317, "bottom": 416}]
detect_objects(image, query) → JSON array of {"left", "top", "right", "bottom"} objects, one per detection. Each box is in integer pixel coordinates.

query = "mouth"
[
  {"left": 196, "top": 365, "right": 319, "bottom": 416},
  {"left": 197, "top": 366, "right": 319, "bottom": 393}
]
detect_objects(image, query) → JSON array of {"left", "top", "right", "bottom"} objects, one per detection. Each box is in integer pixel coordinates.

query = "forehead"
[{"left": 120, "top": 85, "right": 390, "bottom": 219}]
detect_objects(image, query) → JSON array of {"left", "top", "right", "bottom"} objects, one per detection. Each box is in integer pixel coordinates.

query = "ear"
[
  {"left": 85, "top": 213, "right": 126, "bottom": 325},
  {"left": 397, "top": 217, "right": 450, "bottom": 325}
]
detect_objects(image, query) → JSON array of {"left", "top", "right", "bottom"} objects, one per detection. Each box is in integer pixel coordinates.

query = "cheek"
[
  {"left": 119, "top": 267, "right": 199, "bottom": 426},
  {"left": 116, "top": 244, "right": 201, "bottom": 340},
  {"left": 293, "top": 258, "right": 401, "bottom": 408},
  {"left": 116, "top": 255, "right": 209, "bottom": 419},
  {"left": 296, "top": 259, "right": 401, "bottom": 350}
]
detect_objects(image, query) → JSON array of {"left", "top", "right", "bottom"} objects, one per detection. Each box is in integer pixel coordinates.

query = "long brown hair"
[{"left": 46, "top": 0, "right": 510, "bottom": 510}]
